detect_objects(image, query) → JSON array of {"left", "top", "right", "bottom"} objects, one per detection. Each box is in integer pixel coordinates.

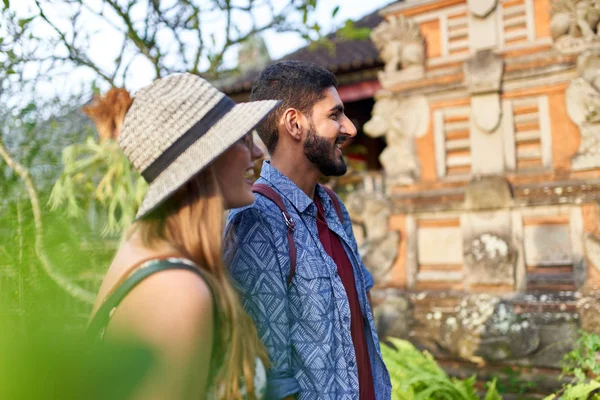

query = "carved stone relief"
[
  {"left": 364, "top": 92, "right": 429, "bottom": 185},
  {"left": 550, "top": 0, "right": 600, "bottom": 54},
  {"left": 462, "top": 211, "right": 516, "bottom": 287},
  {"left": 345, "top": 192, "right": 398, "bottom": 283},
  {"left": 439, "top": 296, "right": 539, "bottom": 363},
  {"left": 567, "top": 50, "right": 600, "bottom": 170},
  {"left": 370, "top": 15, "right": 425, "bottom": 88},
  {"left": 464, "top": 50, "right": 504, "bottom": 133},
  {"left": 468, "top": 0, "right": 498, "bottom": 18}
]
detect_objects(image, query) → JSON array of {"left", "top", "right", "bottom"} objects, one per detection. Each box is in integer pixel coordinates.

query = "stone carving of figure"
[
  {"left": 370, "top": 16, "right": 425, "bottom": 87},
  {"left": 364, "top": 92, "right": 429, "bottom": 185},
  {"left": 550, "top": 0, "right": 600, "bottom": 51},
  {"left": 567, "top": 49, "right": 600, "bottom": 170}
]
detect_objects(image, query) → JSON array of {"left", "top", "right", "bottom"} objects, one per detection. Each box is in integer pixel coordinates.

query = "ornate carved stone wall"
[{"left": 359, "top": 0, "right": 600, "bottom": 385}]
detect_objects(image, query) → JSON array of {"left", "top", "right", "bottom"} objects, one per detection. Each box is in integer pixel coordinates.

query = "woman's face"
[{"left": 213, "top": 131, "right": 264, "bottom": 209}]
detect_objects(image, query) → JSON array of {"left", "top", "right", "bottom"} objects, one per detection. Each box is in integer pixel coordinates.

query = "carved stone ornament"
[
  {"left": 464, "top": 233, "right": 516, "bottom": 286},
  {"left": 345, "top": 192, "right": 397, "bottom": 283},
  {"left": 364, "top": 93, "right": 429, "bottom": 184},
  {"left": 567, "top": 50, "right": 600, "bottom": 170},
  {"left": 471, "top": 93, "right": 502, "bottom": 133},
  {"left": 371, "top": 15, "right": 425, "bottom": 87},
  {"left": 464, "top": 50, "right": 504, "bottom": 95},
  {"left": 468, "top": 0, "right": 498, "bottom": 18},
  {"left": 550, "top": 0, "right": 600, "bottom": 54},
  {"left": 439, "top": 296, "right": 539, "bottom": 363}
]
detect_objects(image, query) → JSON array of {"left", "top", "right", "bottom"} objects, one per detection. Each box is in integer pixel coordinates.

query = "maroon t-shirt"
[{"left": 314, "top": 196, "right": 375, "bottom": 400}]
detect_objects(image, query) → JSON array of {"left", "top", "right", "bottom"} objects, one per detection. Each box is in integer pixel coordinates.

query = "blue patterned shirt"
[{"left": 224, "top": 161, "right": 391, "bottom": 400}]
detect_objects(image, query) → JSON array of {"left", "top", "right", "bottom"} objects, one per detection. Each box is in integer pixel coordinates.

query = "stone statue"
[
  {"left": 364, "top": 92, "right": 429, "bottom": 185},
  {"left": 345, "top": 191, "right": 398, "bottom": 283},
  {"left": 567, "top": 49, "right": 600, "bottom": 169},
  {"left": 371, "top": 15, "right": 425, "bottom": 87},
  {"left": 550, "top": 0, "right": 600, "bottom": 53}
]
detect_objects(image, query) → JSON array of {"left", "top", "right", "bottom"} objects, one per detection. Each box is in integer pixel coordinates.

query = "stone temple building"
[
  {"left": 221, "top": 0, "right": 600, "bottom": 389},
  {"left": 356, "top": 0, "right": 600, "bottom": 387}
]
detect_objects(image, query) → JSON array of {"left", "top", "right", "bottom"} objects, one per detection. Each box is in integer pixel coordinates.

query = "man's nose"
[{"left": 341, "top": 115, "right": 357, "bottom": 137}]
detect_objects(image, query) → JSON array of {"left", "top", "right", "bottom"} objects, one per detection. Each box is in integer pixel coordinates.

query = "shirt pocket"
[{"left": 291, "top": 255, "right": 335, "bottom": 321}]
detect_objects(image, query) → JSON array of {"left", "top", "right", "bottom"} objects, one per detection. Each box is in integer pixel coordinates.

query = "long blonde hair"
[{"left": 130, "top": 165, "right": 268, "bottom": 399}]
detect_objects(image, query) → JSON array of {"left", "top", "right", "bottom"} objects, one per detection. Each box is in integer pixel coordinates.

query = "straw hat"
[{"left": 119, "top": 73, "right": 280, "bottom": 218}]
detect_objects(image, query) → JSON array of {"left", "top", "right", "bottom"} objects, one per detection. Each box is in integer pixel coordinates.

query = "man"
[{"left": 224, "top": 61, "right": 391, "bottom": 400}]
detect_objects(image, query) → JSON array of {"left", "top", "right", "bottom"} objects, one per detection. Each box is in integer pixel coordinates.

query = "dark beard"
[{"left": 303, "top": 122, "right": 347, "bottom": 177}]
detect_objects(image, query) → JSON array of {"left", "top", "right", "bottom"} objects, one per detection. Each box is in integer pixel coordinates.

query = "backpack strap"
[
  {"left": 252, "top": 183, "right": 297, "bottom": 287},
  {"left": 320, "top": 185, "right": 343, "bottom": 223}
]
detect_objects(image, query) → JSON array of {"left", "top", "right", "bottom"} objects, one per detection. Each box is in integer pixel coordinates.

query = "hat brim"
[{"left": 135, "top": 99, "right": 280, "bottom": 219}]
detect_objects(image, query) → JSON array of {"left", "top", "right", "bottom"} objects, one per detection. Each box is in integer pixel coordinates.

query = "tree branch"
[{"left": 0, "top": 137, "right": 95, "bottom": 304}]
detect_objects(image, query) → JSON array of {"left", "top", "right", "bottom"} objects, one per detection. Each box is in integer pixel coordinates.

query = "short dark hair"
[{"left": 250, "top": 60, "right": 338, "bottom": 154}]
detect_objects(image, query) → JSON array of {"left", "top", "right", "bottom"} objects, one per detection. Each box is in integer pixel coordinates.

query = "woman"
[{"left": 88, "top": 73, "right": 280, "bottom": 400}]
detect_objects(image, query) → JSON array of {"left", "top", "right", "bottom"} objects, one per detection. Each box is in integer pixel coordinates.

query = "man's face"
[{"left": 303, "top": 87, "right": 357, "bottom": 177}]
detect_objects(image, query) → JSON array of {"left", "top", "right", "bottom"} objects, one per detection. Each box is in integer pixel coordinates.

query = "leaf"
[
  {"left": 484, "top": 378, "right": 503, "bottom": 400},
  {"left": 332, "top": 5, "right": 340, "bottom": 18},
  {"left": 2, "top": 0, "right": 8, "bottom": 10},
  {"left": 18, "top": 17, "right": 34, "bottom": 29},
  {"left": 562, "top": 380, "right": 600, "bottom": 399}
]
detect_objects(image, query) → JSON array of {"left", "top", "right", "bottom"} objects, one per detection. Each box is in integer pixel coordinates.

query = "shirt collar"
[{"left": 261, "top": 160, "right": 333, "bottom": 214}]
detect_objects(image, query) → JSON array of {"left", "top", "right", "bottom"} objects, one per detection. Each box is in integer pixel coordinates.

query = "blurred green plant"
[
  {"left": 381, "top": 337, "right": 502, "bottom": 400},
  {"left": 541, "top": 330, "right": 600, "bottom": 400},
  {"left": 0, "top": 314, "right": 153, "bottom": 400},
  {"left": 491, "top": 366, "right": 538, "bottom": 398},
  {"left": 49, "top": 138, "right": 146, "bottom": 236}
]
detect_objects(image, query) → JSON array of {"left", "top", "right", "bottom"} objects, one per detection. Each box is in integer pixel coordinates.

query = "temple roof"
[{"left": 217, "top": 8, "right": 387, "bottom": 95}]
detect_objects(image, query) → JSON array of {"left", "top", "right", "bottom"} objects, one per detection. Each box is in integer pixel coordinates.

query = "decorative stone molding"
[
  {"left": 584, "top": 232, "right": 600, "bottom": 273},
  {"left": 567, "top": 50, "right": 600, "bottom": 170},
  {"left": 464, "top": 50, "right": 504, "bottom": 133},
  {"left": 468, "top": 0, "right": 498, "bottom": 19},
  {"left": 364, "top": 92, "right": 429, "bottom": 185},
  {"left": 371, "top": 15, "right": 425, "bottom": 88},
  {"left": 550, "top": 0, "right": 600, "bottom": 54}
]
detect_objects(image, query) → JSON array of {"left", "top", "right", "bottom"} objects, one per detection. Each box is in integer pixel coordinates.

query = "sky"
[
  {"left": 8, "top": 0, "right": 395, "bottom": 98},
  {"left": 265, "top": 0, "right": 393, "bottom": 60}
]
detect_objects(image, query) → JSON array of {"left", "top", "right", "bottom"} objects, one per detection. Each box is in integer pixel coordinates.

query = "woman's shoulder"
[{"left": 103, "top": 256, "right": 214, "bottom": 345}]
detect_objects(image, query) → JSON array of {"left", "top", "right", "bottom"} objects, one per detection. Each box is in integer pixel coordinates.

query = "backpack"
[{"left": 252, "top": 183, "right": 343, "bottom": 287}]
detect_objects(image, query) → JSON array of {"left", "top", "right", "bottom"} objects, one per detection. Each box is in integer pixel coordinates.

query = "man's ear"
[{"left": 281, "top": 108, "right": 303, "bottom": 142}]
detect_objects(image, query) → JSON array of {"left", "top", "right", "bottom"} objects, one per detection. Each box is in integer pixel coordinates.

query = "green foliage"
[
  {"left": 492, "top": 366, "right": 538, "bottom": 397},
  {"left": 381, "top": 337, "right": 502, "bottom": 400},
  {"left": 0, "top": 315, "right": 153, "bottom": 399},
  {"left": 562, "top": 330, "right": 600, "bottom": 380},
  {"left": 338, "top": 19, "right": 372, "bottom": 40},
  {"left": 49, "top": 137, "right": 146, "bottom": 236},
  {"left": 542, "top": 330, "right": 600, "bottom": 400}
]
